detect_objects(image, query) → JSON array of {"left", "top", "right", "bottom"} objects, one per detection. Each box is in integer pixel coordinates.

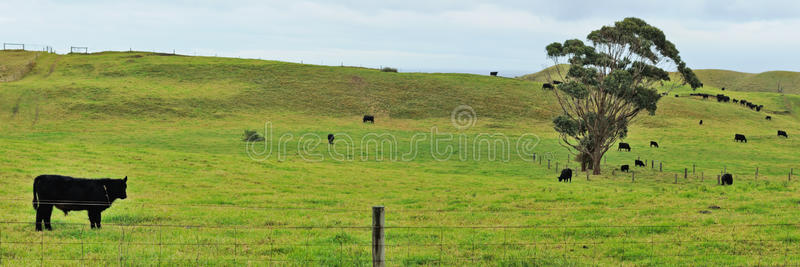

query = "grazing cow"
[
  {"left": 720, "top": 173, "right": 733, "bottom": 185},
  {"left": 635, "top": 160, "right": 645, "bottom": 167},
  {"left": 650, "top": 141, "right": 659, "bottom": 148},
  {"left": 734, "top": 134, "right": 747, "bottom": 143},
  {"left": 661, "top": 92, "right": 668, "bottom": 96},
  {"left": 699, "top": 120, "right": 703, "bottom": 125},
  {"left": 756, "top": 105, "right": 762, "bottom": 112},
  {"left": 618, "top": 142, "right": 631, "bottom": 152},
  {"left": 733, "top": 99, "right": 738, "bottom": 103},
  {"left": 542, "top": 83, "right": 554, "bottom": 90},
  {"left": 702, "top": 95, "right": 709, "bottom": 100},
  {"left": 327, "top": 134, "right": 334, "bottom": 145},
  {"left": 552, "top": 80, "right": 563, "bottom": 85},
  {"left": 778, "top": 130, "right": 788, "bottom": 138},
  {"left": 765, "top": 116, "right": 772, "bottom": 120},
  {"left": 363, "top": 115, "right": 375, "bottom": 123},
  {"left": 620, "top": 165, "right": 630, "bottom": 172},
  {"left": 557, "top": 168, "right": 572, "bottom": 183},
  {"left": 490, "top": 71, "right": 498, "bottom": 76},
  {"left": 33, "top": 175, "right": 128, "bottom": 231}
]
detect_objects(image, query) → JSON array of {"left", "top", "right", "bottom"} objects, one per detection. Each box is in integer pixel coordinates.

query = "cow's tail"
[{"left": 32, "top": 176, "right": 40, "bottom": 209}]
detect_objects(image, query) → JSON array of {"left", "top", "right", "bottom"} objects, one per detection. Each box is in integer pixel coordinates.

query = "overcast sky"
[{"left": 2, "top": 0, "right": 799, "bottom": 76}]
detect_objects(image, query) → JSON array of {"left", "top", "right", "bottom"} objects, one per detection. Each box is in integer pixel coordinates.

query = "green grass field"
[{"left": 1, "top": 51, "right": 799, "bottom": 266}]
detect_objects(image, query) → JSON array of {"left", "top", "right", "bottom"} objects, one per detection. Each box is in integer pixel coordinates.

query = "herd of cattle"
[{"left": 28, "top": 87, "right": 792, "bottom": 230}]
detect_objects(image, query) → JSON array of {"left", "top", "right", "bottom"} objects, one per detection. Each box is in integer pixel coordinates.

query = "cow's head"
[{"left": 108, "top": 176, "right": 128, "bottom": 200}]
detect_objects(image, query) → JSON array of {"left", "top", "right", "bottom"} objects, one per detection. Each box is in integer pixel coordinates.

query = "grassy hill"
[
  {"left": 522, "top": 65, "right": 800, "bottom": 94},
  {"left": 1, "top": 51, "right": 799, "bottom": 265}
]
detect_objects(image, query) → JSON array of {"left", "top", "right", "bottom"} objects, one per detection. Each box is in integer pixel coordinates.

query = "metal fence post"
[{"left": 372, "top": 206, "right": 385, "bottom": 267}]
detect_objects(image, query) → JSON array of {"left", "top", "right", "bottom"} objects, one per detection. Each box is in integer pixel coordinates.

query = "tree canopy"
[{"left": 545, "top": 17, "right": 701, "bottom": 174}]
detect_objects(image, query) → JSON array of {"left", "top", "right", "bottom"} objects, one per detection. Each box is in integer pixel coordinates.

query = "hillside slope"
[
  {"left": 0, "top": 51, "right": 558, "bottom": 121},
  {"left": 521, "top": 65, "right": 800, "bottom": 94}
]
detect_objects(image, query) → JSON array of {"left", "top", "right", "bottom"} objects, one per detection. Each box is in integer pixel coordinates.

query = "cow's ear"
[{"left": 124, "top": 176, "right": 128, "bottom": 182}]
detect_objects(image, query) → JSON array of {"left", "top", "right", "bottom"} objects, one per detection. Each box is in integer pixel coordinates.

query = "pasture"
[{"left": 0, "top": 51, "right": 799, "bottom": 265}]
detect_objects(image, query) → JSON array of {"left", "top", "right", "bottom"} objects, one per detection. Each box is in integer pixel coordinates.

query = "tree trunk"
[{"left": 591, "top": 153, "right": 603, "bottom": 175}]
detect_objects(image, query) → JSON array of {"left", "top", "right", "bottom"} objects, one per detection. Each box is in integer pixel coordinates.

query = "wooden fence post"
[
  {"left": 692, "top": 164, "right": 695, "bottom": 175},
  {"left": 372, "top": 206, "right": 385, "bottom": 267},
  {"left": 659, "top": 162, "right": 662, "bottom": 172},
  {"left": 651, "top": 160, "right": 654, "bottom": 169},
  {"left": 684, "top": 168, "right": 687, "bottom": 179}
]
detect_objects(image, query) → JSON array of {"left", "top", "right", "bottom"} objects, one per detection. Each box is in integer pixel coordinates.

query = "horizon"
[{"left": 3, "top": 1, "right": 800, "bottom": 75}]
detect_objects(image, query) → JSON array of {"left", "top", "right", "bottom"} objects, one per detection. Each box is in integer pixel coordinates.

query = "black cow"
[
  {"left": 699, "top": 120, "right": 703, "bottom": 125},
  {"left": 650, "top": 141, "right": 659, "bottom": 148},
  {"left": 756, "top": 105, "right": 763, "bottom": 112},
  {"left": 765, "top": 116, "right": 772, "bottom": 120},
  {"left": 721, "top": 87, "right": 725, "bottom": 91},
  {"left": 552, "top": 80, "right": 563, "bottom": 85},
  {"left": 702, "top": 95, "right": 709, "bottom": 100},
  {"left": 734, "top": 134, "right": 747, "bottom": 143},
  {"left": 675, "top": 94, "right": 679, "bottom": 97},
  {"left": 327, "top": 134, "right": 334, "bottom": 144},
  {"left": 363, "top": 115, "right": 375, "bottom": 123},
  {"left": 618, "top": 142, "right": 631, "bottom": 152},
  {"left": 490, "top": 71, "right": 498, "bottom": 76},
  {"left": 778, "top": 130, "right": 788, "bottom": 138},
  {"left": 542, "top": 83, "right": 554, "bottom": 90},
  {"left": 733, "top": 99, "right": 738, "bottom": 103},
  {"left": 557, "top": 168, "right": 572, "bottom": 183},
  {"left": 721, "top": 173, "right": 733, "bottom": 185},
  {"left": 620, "top": 165, "right": 630, "bottom": 172},
  {"left": 33, "top": 175, "right": 128, "bottom": 231},
  {"left": 635, "top": 160, "right": 645, "bottom": 167}
]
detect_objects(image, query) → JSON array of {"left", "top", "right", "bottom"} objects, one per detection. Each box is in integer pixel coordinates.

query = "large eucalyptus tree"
[{"left": 546, "top": 17, "right": 701, "bottom": 174}]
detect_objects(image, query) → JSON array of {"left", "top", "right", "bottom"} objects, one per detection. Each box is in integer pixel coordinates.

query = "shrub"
[
  {"left": 242, "top": 129, "right": 264, "bottom": 142},
  {"left": 380, "top": 67, "right": 398, "bottom": 73}
]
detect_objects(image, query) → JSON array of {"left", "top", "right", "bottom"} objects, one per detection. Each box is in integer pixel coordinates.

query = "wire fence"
[{"left": 1, "top": 219, "right": 799, "bottom": 266}]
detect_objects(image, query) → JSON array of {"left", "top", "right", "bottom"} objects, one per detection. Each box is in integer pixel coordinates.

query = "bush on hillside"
[
  {"left": 380, "top": 67, "right": 398, "bottom": 73},
  {"left": 243, "top": 129, "right": 265, "bottom": 142}
]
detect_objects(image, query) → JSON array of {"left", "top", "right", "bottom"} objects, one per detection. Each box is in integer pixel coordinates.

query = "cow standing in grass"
[
  {"left": 558, "top": 168, "right": 572, "bottom": 183},
  {"left": 618, "top": 143, "right": 631, "bottom": 152},
  {"left": 33, "top": 175, "right": 128, "bottom": 231},
  {"left": 363, "top": 115, "right": 375, "bottom": 123}
]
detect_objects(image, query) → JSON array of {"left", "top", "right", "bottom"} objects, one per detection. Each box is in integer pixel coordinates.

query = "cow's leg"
[
  {"left": 42, "top": 205, "right": 53, "bottom": 230},
  {"left": 88, "top": 210, "right": 102, "bottom": 229},
  {"left": 36, "top": 204, "right": 53, "bottom": 231},
  {"left": 88, "top": 210, "right": 98, "bottom": 229},
  {"left": 35, "top": 206, "right": 44, "bottom": 231}
]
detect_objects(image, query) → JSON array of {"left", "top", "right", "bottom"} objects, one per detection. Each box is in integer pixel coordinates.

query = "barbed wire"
[{"left": 3, "top": 198, "right": 797, "bottom": 214}]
